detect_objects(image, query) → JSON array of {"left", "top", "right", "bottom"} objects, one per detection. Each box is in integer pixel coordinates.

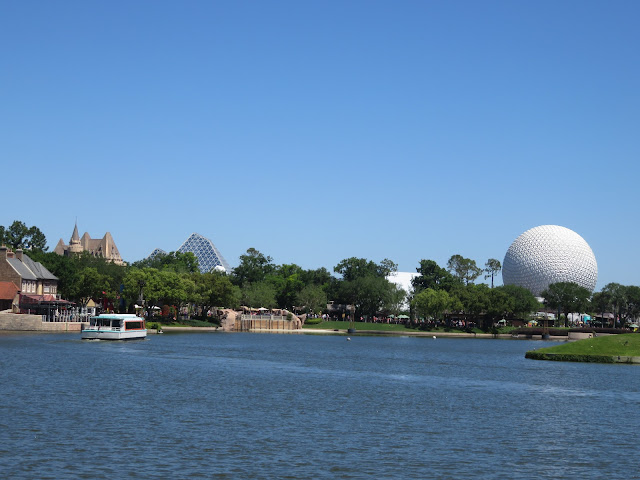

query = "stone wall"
[
  {"left": 567, "top": 331, "right": 594, "bottom": 341},
  {"left": 216, "top": 309, "right": 302, "bottom": 332},
  {"left": 240, "top": 318, "right": 298, "bottom": 331},
  {"left": 0, "top": 312, "right": 85, "bottom": 332}
]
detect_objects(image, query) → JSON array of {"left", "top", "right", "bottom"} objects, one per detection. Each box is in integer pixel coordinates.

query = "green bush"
[
  {"left": 181, "top": 318, "right": 216, "bottom": 327},
  {"left": 304, "top": 317, "right": 323, "bottom": 325},
  {"left": 513, "top": 328, "right": 569, "bottom": 336},
  {"left": 525, "top": 351, "right": 615, "bottom": 363}
]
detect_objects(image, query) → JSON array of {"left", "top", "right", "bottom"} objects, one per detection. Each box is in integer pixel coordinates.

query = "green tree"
[
  {"left": 594, "top": 284, "right": 640, "bottom": 327},
  {"left": 600, "top": 283, "right": 627, "bottom": 327},
  {"left": 411, "top": 259, "right": 459, "bottom": 293},
  {"left": 194, "top": 271, "right": 240, "bottom": 315},
  {"left": 590, "top": 290, "right": 611, "bottom": 325},
  {"left": 241, "top": 281, "right": 277, "bottom": 309},
  {"left": 300, "top": 267, "right": 333, "bottom": 288},
  {"left": 455, "top": 284, "right": 491, "bottom": 327},
  {"left": 300, "top": 266, "right": 338, "bottom": 306},
  {"left": 333, "top": 257, "right": 398, "bottom": 319},
  {"left": 145, "top": 269, "right": 167, "bottom": 313},
  {"left": 232, "top": 248, "right": 275, "bottom": 286},
  {"left": 447, "top": 254, "right": 482, "bottom": 285},
  {"left": 377, "top": 258, "right": 399, "bottom": 277},
  {"left": 412, "top": 288, "right": 451, "bottom": 322},
  {"left": 74, "top": 252, "right": 126, "bottom": 306},
  {"left": 132, "top": 251, "right": 199, "bottom": 273},
  {"left": 3, "top": 221, "right": 29, "bottom": 249},
  {"left": 296, "top": 284, "right": 328, "bottom": 314},
  {"left": 75, "top": 267, "right": 111, "bottom": 307},
  {"left": 541, "top": 282, "right": 591, "bottom": 327},
  {"left": 499, "top": 285, "right": 540, "bottom": 320},
  {"left": 385, "top": 284, "right": 407, "bottom": 318},
  {"left": 486, "top": 287, "right": 513, "bottom": 325},
  {"left": 30, "top": 249, "right": 126, "bottom": 306},
  {"left": 1, "top": 221, "right": 48, "bottom": 252},
  {"left": 484, "top": 258, "right": 502, "bottom": 288},
  {"left": 346, "top": 275, "right": 397, "bottom": 319},
  {"left": 122, "top": 267, "right": 167, "bottom": 315},
  {"left": 624, "top": 286, "right": 640, "bottom": 325},
  {"left": 122, "top": 268, "right": 152, "bottom": 308},
  {"left": 334, "top": 257, "right": 380, "bottom": 282},
  {"left": 157, "top": 271, "right": 194, "bottom": 317},
  {"left": 270, "top": 264, "right": 305, "bottom": 309}
]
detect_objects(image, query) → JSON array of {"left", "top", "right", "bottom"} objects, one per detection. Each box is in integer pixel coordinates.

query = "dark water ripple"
[{"left": 1, "top": 332, "right": 639, "bottom": 479}]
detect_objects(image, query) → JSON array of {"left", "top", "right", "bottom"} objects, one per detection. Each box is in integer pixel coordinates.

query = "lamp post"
[
  {"left": 347, "top": 304, "right": 356, "bottom": 334},
  {"left": 138, "top": 280, "right": 146, "bottom": 318}
]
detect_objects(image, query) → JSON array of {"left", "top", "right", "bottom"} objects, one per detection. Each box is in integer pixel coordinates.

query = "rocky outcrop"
[
  {"left": 218, "top": 309, "right": 240, "bottom": 331},
  {"left": 285, "top": 310, "right": 302, "bottom": 329}
]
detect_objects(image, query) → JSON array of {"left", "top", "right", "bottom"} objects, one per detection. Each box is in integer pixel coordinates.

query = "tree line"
[{"left": 1, "top": 220, "right": 637, "bottom": 327}]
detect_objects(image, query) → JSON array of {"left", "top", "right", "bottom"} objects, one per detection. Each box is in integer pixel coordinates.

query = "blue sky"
[{"left": 2, "top": 1, "right": 638, "bottom": 291}]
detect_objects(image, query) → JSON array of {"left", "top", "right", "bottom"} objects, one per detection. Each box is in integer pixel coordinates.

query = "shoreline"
[
  {"left": 524, "top": 333, "right": 640, "bottom": 363},
  {"left": 0, "top": 317, "right": 566, "bottom": 341},
  {"left": 525, "top": 351, "right": 640, "bottom": 364},
  {"left": 298, "top": 329, "right": 568, "bottom": 340},
  {"left": 152, "top": 326, "right": 567, "bottom": 340}
]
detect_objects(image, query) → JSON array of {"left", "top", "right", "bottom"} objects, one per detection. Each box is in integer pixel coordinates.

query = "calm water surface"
[{"left": 0, "top": 332, "right": 639, "bottom": 479}]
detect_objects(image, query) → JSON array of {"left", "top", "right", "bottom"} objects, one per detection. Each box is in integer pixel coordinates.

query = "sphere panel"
[{"left": 502, "top": 225, "right": 597, "bottom": 296}]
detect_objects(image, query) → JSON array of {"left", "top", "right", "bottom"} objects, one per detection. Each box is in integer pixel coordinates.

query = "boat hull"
[{"left": 81, "top": 329, "right": 147, "bottom": 340}]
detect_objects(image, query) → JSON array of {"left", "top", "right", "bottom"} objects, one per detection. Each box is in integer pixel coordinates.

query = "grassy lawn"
[{"left": 526, "top": 333, "right": 640, "bottom": 362}]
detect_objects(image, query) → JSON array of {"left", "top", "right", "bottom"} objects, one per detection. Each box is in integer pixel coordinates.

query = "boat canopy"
[{"left": 90, "top": 314, "right": 141, "bottom": 320}]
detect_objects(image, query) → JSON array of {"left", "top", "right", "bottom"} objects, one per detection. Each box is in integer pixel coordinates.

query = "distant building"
[
  {"left": 178, "top": 233, "right": 231, "bottom": 273},
  {"left": 0, "top": 245, "right": 59, "bottom": 312},
  {"left": 148, "top": 232, "right": 231, "bottom": 274},
  {"left": 147, "top": 248, "right": 167, "bottom": 260},
  {"left": 54, "top": 222, "right": 125, "bottom": 265},
  {"left": 386, "top": 271, "right": 418, "bottom": 309},
  {"left": 0, "top": 281, "right": 19, "bottom": 311}
]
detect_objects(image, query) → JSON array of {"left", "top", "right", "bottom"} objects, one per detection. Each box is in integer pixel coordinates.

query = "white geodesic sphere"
[{"left": 502, "top": 225, "right": 598, "bottom": 296}]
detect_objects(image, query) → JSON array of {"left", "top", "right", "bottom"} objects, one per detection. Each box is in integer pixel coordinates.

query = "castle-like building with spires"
[{"left": 54, "top": 223, "right": 125, "bottom": 265}]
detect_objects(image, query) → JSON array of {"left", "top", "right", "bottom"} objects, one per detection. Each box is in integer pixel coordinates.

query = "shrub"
[
  {"left": 180, "top": 318, "right": 214, "bottom": 327},
  {"left": 512, "top": 328, "right": 569, "bottom": 336},
  {"left": 304, "top": 317, "right": 322, "bottom": 325},
  {"left": 525, "top": 351, "right": 615, "bottom": 363}
]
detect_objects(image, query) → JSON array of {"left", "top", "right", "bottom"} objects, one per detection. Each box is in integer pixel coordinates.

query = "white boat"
[{"left": 81, "top": 314, "right": 147, "bottom": 340}]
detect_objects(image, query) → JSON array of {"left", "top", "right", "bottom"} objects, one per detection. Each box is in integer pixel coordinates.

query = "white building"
[{"left": 386, "top": 271, "right": 418, "bottom": 309}]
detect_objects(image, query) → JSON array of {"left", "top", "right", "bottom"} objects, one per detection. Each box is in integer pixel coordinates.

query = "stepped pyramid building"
[
  {"left": 148, "top": 233, "right": 231, "bottom": 273},
  {"left": 54, "top": 222, "right": 125, "bottom": 265}
]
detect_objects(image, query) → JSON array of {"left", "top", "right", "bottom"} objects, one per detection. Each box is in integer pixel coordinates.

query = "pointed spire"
[
  {"left": 69, "top": 220, "right": 83, "bottom": 253},
  {"left": 71, "top": 220, "right": 80, "bottom": 242}
]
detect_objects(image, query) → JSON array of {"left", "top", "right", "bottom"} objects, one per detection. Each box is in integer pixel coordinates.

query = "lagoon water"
[{"left": 1, "top": 331, "right": 639, "bottom": 479}]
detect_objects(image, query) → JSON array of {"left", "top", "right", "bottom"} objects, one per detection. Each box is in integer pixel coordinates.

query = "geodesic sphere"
[{"left": 502, "top": 225, "right": 598, "bottom": 296}]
